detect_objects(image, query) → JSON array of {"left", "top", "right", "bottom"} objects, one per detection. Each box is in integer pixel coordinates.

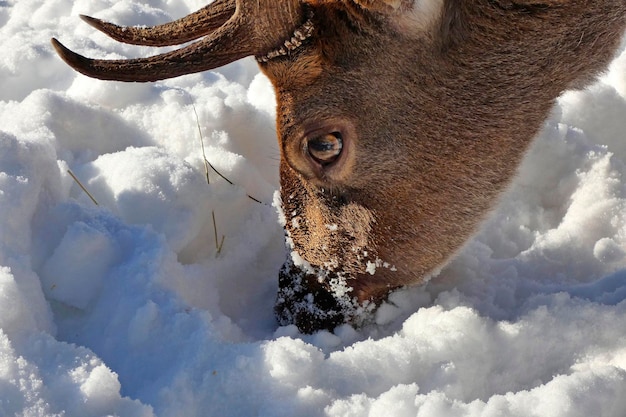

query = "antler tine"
[
  {"left": 79, "top": 0, "right": 235, "bottom": 47},
  {"left": 51, "top": 18, "right": 249, "bottom": 82},
  {"left": 51, "top": 0, "right": 307, "bottom": 82}
]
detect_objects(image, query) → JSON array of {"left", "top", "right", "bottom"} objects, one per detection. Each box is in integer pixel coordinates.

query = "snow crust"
[{"left": 1, "top": 1, "right": 625, "bottom": 416}]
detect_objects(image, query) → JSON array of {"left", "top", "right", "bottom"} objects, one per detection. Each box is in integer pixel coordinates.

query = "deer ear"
[
  {"left": 303, "top": 0, "right": 444, "bottom": 34},
  {"left": 393, "top": 0, "right": 445, "bottom": 35},
  {"left": 353, "top": 0, "right": 403, "bottom": 11}
]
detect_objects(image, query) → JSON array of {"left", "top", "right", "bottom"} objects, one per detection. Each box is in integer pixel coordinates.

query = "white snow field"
[{"left": 1, "top": 1, "right": 625, "bottom": 416}]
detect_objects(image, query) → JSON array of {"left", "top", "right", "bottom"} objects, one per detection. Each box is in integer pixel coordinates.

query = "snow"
[{"left": 1, "top": 1, "right": 625, "bottom": 416}]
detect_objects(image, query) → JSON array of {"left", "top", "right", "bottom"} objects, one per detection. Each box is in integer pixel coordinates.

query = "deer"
[{"left": 52, "top": 0, "right": 626, "bottom": 333}]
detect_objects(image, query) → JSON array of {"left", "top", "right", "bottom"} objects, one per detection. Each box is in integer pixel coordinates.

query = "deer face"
[
  {"left": 51, "top": 0, "right": 626, "bottom": 332},
  {"left": 259, "top": 6, "right": 452, "bottom": 330}
]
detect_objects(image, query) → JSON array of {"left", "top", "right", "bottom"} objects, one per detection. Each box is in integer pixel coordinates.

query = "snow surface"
[{"left": 1, "top": 1, "right": 626, "bottom": 416}]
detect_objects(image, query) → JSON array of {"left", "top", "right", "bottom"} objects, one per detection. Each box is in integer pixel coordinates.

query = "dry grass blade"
[
  {"left": 212, "top": 210, "right": 225, "bottom": 255},
  {"left": 192, "top": 104, "right": 264, "bottom": 204},
  {"left": 193, "top": 105, "right": 212, "bottom": 185},
  {"left": 67, "top": 169, "right": 99, "bottom": 206}
]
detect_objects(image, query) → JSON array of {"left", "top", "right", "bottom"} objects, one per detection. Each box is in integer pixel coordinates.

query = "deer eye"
[{"left": 307, "top": 132, "right": 343, "bottom": 166}]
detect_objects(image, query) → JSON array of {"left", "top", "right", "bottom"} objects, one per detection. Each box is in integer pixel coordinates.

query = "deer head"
[{"left": 52, "top": 0, "right": 626, "bottom": 333}]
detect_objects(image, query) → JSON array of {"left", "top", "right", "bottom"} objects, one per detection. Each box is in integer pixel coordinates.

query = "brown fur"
[
  {"left": 53, "top": 0, "right": 626, "bottom": 333},
  {"left": 261, "top": 0, "right": 626, "bottom": 331}
]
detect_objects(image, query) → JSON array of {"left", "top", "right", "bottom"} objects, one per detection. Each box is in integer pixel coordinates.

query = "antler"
[
  {"left": 78, "top": 0, "right": 235, "bottom": 47},
  {"left": 51, "top": 0, "right": 307, "bottom": 82}
]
